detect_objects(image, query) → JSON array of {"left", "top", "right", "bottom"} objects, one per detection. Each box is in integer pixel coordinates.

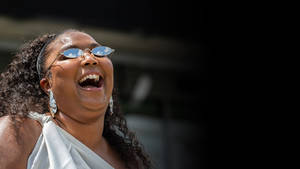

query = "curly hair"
[{"left": 0, "top": 30, "right": 152, "bottom": 169}]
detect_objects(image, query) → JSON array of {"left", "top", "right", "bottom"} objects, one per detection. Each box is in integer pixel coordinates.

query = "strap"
[{"left": 27, "top": 111, "right": 52, "bottom": 127}]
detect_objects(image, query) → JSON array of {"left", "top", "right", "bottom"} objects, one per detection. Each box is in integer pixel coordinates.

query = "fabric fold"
[{"left": 27, "top": 112, "right": 114, "bottom": 169}]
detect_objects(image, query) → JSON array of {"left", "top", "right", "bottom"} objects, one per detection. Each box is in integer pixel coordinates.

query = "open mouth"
[{"left": 78, "top": 74, "right": 104, "bottom": 89}]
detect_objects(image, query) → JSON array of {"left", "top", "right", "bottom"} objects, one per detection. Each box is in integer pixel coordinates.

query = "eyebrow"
[{"left": 59, "top": 43, "right": 100, "bottom": 53}]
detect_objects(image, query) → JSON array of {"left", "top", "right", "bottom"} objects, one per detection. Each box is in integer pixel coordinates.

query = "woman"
[{"left": 0, "top": 29, "right": 151, "bottom": 169}]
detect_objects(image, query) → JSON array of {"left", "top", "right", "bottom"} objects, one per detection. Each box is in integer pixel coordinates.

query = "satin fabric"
[{"left": 27, "top": 112, "right": 114, "bottom": 169}]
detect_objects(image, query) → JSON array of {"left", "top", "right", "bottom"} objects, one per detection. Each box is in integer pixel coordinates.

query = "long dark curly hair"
[{"left": 0, "top": 29, "right": 152, "bottom": 169}]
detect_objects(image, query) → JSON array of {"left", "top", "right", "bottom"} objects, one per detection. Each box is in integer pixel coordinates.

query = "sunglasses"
[{"left": 61, "top": 46, "right": 114, "bottom": 59}]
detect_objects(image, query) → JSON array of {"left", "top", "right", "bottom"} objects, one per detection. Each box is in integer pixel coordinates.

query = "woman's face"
[{"left": 43, "top": 31, "right": 114, "bottom": 122}]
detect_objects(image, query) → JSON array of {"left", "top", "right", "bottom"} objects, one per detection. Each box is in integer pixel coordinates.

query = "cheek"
[
  {"left": 51, "top": 60, "right": 79, "bottom": 88},
  {"left": 50, "top": 61, "right": 80, "bottom": 110},
  {"left": 104, "top": 59, "right": 114, "bottom": 76},
  {"left": 101, "top": 59, "right": 114, "bottom": 84}
]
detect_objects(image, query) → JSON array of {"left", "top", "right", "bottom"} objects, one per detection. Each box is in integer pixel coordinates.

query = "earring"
[
  {"left": 109, "top": 97, "right": 113, "bottom": 115},
  {"left": 49, "top": 90, "right": 57, "bottom": 117}
]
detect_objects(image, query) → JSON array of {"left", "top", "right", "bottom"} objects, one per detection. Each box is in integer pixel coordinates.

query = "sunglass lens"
[
  {"left": 92, "top": 46, "right": 114, "bottom": 57},
  {"left": 62, "top": 48, "right": 83, "bottom": 58}
]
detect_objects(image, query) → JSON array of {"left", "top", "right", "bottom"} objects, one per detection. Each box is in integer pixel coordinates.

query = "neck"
[{"left": 53, "top": 110, "right": 106, "bottom": 151}]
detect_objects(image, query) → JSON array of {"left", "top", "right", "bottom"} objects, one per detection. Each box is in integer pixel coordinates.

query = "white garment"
[{"left": 27, "top": 112, "right": 114, "bottom": 169}]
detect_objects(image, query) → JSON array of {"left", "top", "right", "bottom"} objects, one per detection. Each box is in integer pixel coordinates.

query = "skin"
[
  {"left": 0, "top": 117, "right": 41, "bottom": 169},
  {"left": 0, "top": 31, "right": 126, "bottom": 169}
]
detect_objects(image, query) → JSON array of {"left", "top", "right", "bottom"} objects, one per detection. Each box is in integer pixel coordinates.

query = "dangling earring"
[
  {"left": 109, "top": 97, "right": 113, "bottom": 115},
  {"left": 49, "top": 90, "right": 57, "bottom": 117}
]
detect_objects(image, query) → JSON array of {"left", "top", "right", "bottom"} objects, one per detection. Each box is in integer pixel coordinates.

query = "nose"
[{"left": 81, "top": 52, "right": 98, "bottom": 66}]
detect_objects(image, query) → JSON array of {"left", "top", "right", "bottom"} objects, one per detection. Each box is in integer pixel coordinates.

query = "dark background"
[
  {"left": 0, "top": 1, "right": 209, "bottom": 168},
  {"left": 0, "top": 0, "right": 210, "bottom": 43}
]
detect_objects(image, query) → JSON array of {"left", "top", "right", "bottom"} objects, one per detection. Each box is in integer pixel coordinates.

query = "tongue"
[{"left": 83, "top": 85, "right": 98, "bottom": 88}]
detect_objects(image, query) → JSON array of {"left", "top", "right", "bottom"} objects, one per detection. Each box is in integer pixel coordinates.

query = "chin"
[{"left": 81, "top": 99, "right": 107, "bottom": 111}]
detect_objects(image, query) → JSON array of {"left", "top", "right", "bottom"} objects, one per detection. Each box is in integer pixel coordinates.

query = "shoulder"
[{"left": 0, "top": 115, "right": 42, "bottom": 169}]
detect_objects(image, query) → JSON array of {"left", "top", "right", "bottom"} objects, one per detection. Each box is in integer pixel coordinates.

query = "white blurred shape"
[{"left": 131, "top": 74, "right": 152, "bottom": 107}]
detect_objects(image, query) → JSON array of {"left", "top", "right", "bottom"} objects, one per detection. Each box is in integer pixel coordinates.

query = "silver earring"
[
  {"left": 49, "top": 90, "right": 57, "bottom": 117},
  {"left": 109, "top": 97, "right": 113, "bottom": 115}
]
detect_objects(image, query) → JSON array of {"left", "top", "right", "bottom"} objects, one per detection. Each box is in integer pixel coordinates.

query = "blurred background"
[{"left": 0, "top": 1, "right": 209, "bottom": 169}]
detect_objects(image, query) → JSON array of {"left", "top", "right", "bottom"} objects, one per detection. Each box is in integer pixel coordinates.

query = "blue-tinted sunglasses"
[{"left": 61, "top": 46, "right": 114, "bottom": 58}]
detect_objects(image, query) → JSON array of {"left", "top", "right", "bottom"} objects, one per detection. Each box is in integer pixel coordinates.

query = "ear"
[{"left": 40, "top": 78, "right": 51, "bottom": 94}]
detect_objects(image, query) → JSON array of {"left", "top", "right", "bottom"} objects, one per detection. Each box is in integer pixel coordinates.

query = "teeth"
[{"left": 79, "top": 74, "right": 100, "bottom": 83}]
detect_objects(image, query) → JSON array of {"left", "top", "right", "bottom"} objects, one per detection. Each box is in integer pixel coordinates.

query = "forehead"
[{"left": 51, "top": 31, "right": 99, "bottom": 50}]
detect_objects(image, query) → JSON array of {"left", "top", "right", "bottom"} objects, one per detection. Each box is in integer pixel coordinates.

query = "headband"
[{"left": 36, "top": 35, "right": 56, "bottom": 80}]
